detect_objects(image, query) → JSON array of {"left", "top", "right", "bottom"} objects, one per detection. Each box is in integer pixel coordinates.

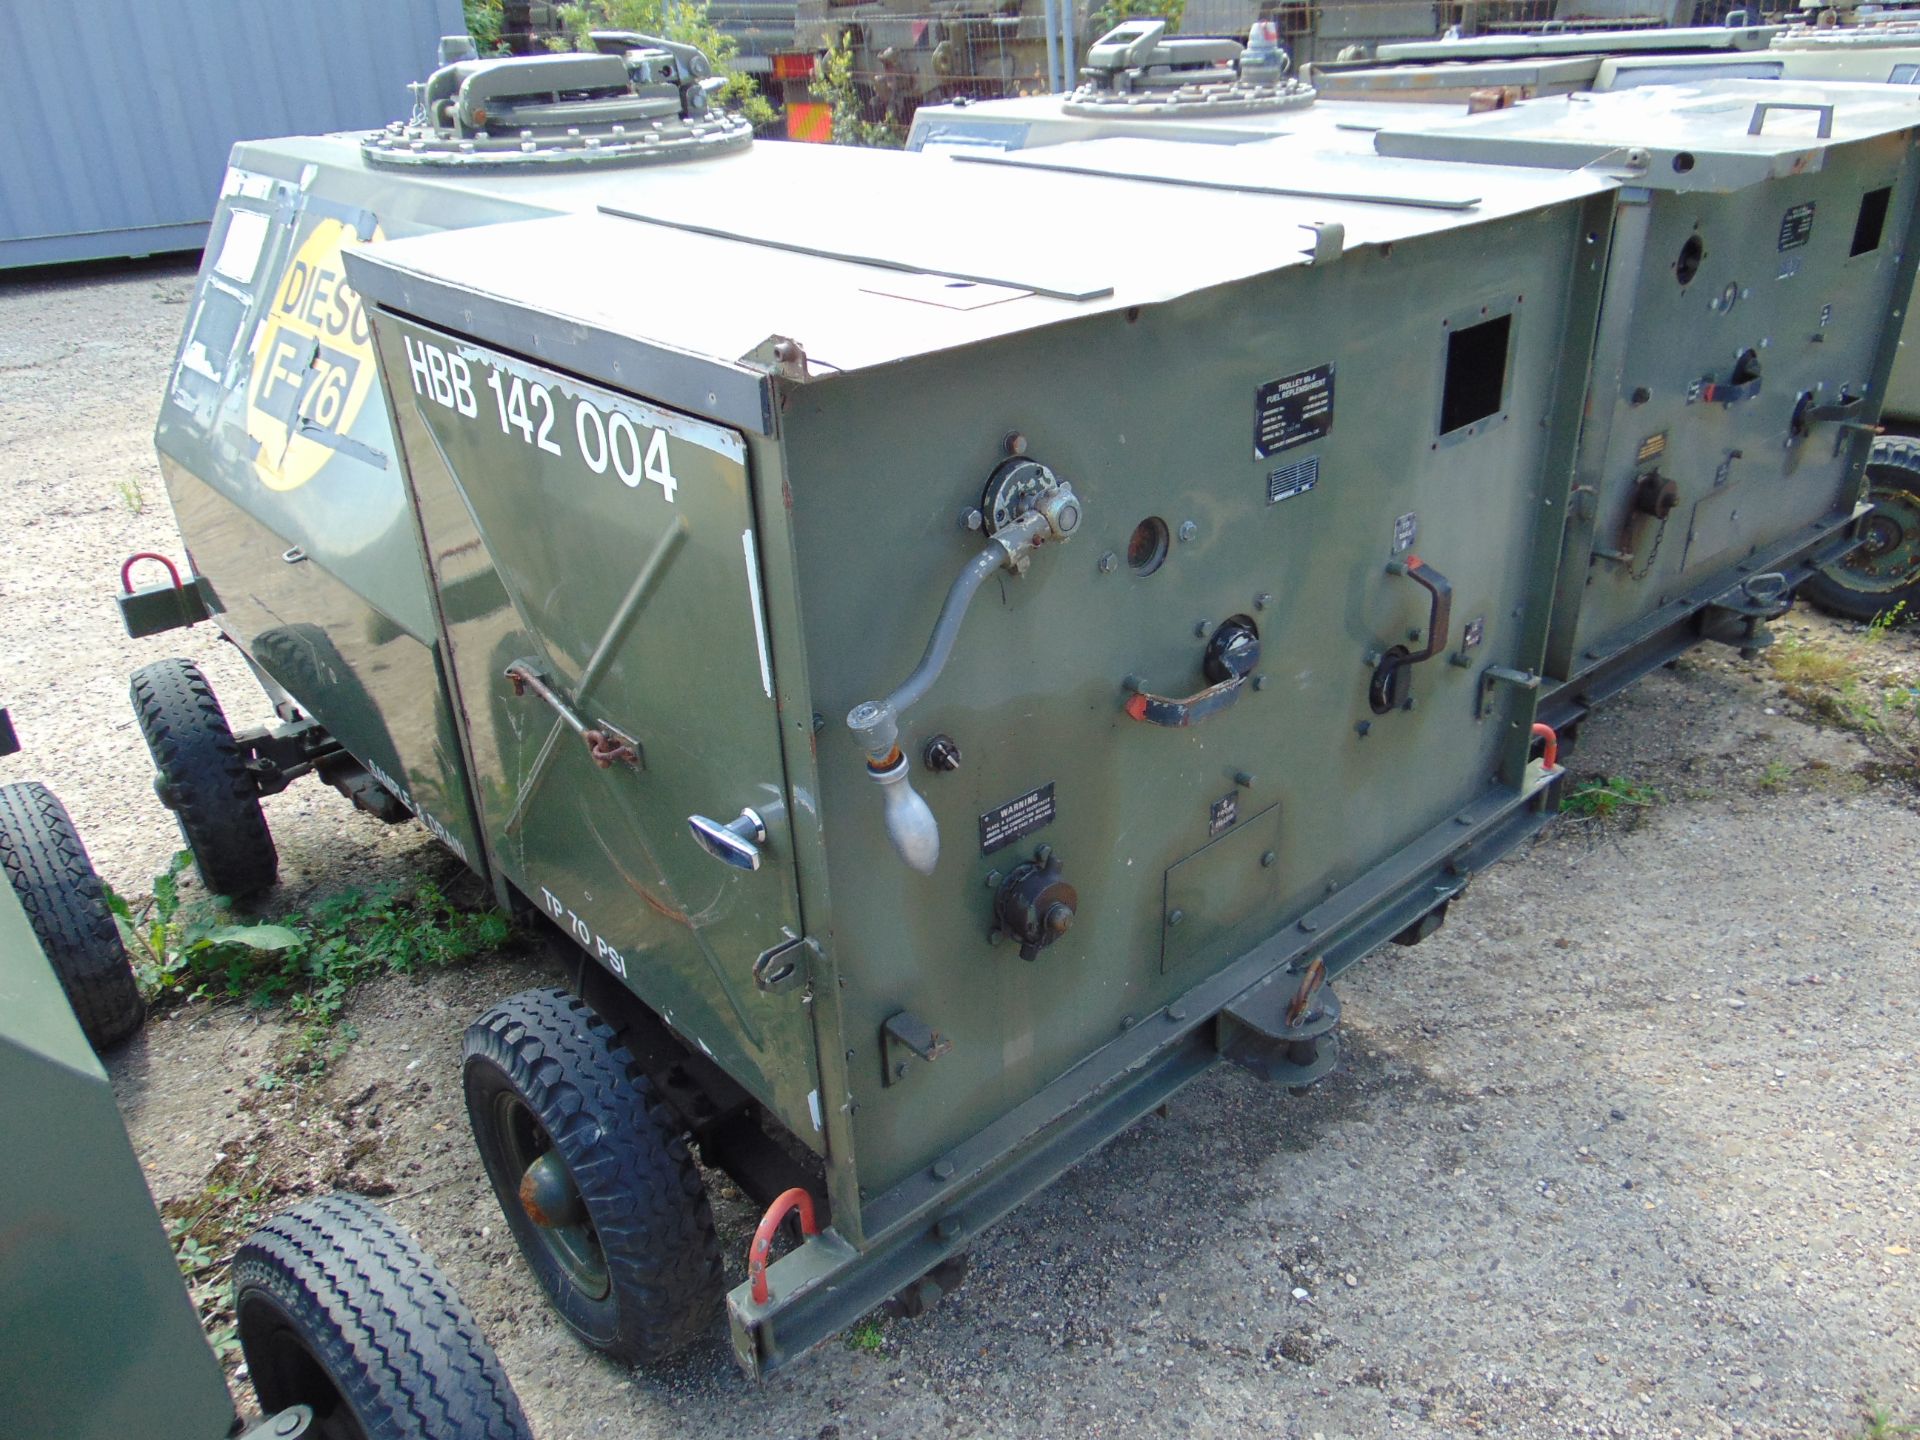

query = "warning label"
[
  {"left": 1254, "top": 364, "right": 1335, "bottom": 459},
  {"left": 980, "top": 782, "right": 1056, "bottom": 855}
]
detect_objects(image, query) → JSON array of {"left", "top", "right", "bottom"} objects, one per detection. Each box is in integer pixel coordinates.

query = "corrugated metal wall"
[{"left": 0, "top": 0, "right": 464, "bottom": 268}]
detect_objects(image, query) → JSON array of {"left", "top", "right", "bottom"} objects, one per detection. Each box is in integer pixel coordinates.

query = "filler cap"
[{"left": 363, "top": 36, "right": 751, "bottom": 170}]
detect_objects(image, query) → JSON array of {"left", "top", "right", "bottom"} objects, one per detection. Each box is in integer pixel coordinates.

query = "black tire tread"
[
  {"left": 232, "top": 1192, "right": 532, "bottom": 1440},
  {"left": 0, "top": 781, "right": 143, "bottom": 1049},
  {"left": 130, "top": 657, "right": 277, "bottom": 897},
  {"left": 464, "top": 986, "right": 722, "bottom": 1363},
  {"left": 1801, "top": 435, "right": 1920, "bottom": 623}
]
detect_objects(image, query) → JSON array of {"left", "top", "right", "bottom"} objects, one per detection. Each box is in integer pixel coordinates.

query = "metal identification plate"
[
  {"left": 1254, "top": 364, "right": 1334, "bottom": 459},
  {"left": 980, "top": 782, "right": 1055, "bottom": 855},
  {"left": 1778, "top": 202, "right": 1816, "bottom": 252}
]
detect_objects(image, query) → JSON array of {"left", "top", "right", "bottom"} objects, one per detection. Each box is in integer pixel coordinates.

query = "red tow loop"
[
  {"left": 748, "top": 1187, "right": 821, "bottom": 1305},
  {"left": 1530, "top": 722, "right": 1559, "bottom": 772},
  {"left": 120, "top": 552, "right": 184, "bottom": 594}
]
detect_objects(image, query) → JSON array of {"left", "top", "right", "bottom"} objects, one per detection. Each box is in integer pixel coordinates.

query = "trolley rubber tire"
[
  {"left": 463, "top": 987, "right": 723, "bottom": 1364},
  {"left": 1799, "top": 436, "right": 1920, "bottom": 623},
  {"left": 232, "top": 1192, "right": 532, "bottom": 1440},
  {"left": 130, "top": 657, "right": 278, "bottom": 898},
  {"left": 0, "top": 781, "right": 143, "bottom": 1050}
]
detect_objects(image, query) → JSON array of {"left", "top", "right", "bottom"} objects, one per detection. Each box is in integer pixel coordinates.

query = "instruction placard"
[{"left": 980, "top": 782, "right": 1056, "bottom": 855}]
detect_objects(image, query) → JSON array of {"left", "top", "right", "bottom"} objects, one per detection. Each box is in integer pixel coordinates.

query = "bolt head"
[
  {"left": 1168, "top": 908, "right": 1185, "bottom": 927},
  {"left": 1178, "top": 520, "right": 1198, "bottom": 542},
  {"left": 1195, "top": 619, "right": 1210, "bottom": 637},
  {"left": 1255, "top": 592, "right": 1273, "bottom": 610},
  {"left": 1261, "top": 850, "right": 1278, "bottom": 868},
  {"left": 1099, "top": 551, "right": 1117, "bottom": 574}
]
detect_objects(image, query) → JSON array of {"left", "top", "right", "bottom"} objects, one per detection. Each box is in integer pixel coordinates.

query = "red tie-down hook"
[
  {"left": 120, "top": 552, "right": 185, "bottom": 593},
  {"left": 1531, "top": 722, "right": 1560, "bottom": 772},
  {"left": 748, "top": 1187, "right": 821, "bottom": 1305}
]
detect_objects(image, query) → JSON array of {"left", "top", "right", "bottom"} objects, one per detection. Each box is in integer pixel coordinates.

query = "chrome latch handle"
[{"left": 689, "top": 808, "right": 767, "bottom": 871}]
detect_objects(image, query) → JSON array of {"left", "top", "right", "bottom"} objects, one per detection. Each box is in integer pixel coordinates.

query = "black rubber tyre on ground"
[
  {"left": 463, "top": 987, "right": 723, "bottom": 1364},
  {"left": 232, "top": 1192, "right": 532, "bottom": 1440},
  {"left": 0, "top": 781, "right": 143, "bottom": 1050},
  {"left": 1800, "top": 436, "right": 1920, "bottom": 623},
  {"left": 130, "top": 657, "right": 278, "bottom": 898}
]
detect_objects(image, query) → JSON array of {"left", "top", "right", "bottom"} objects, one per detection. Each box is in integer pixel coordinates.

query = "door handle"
[
  {"left": 504, "top": 661, "right": 641, "bottom": 769},
  {"left": 688, "top": 808, "right": 767, "bottom": 871}
]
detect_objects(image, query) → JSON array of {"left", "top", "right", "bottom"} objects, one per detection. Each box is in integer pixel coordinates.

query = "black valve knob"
[{"left": 993, "top": 852, "right": 1079, "bottom": 961}]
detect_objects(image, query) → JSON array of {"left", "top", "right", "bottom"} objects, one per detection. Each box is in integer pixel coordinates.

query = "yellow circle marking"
[{"left": 245, "top": 217, "right": 384, "bottom": 492}]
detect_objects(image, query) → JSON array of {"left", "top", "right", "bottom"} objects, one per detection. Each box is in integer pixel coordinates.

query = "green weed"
[
  {"left": 115, "top": 477, "right": 145, "bottom": 514},
  {"left": 164, "top": 1167, "right": 279, "bottom": 1360},
  {"left": 845, "top": 1316, "right": 886, "bottom": 1353},
  {"left": 1756, "top": 759, "right": 1795, "bottom": 792},
  {"left": 106, "top": 855, "right": 511, "bottom": 1057},
  {"left": 1561, "top": 775, "right": 1662, "bottom": 821},
  {"left": 1856, "top": 1402, "right": 1919, "bottom": 1440},
  {"left": 1864, "top": 601, "right": 1909, "bottom": 644}
]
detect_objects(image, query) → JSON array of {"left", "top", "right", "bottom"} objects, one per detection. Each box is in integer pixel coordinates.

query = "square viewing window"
[
  {"left": 1440, "top": 313, "right": 1512, "bottom": 436},
  {"left": 1852, "top": 186, "right": 1893, "bottom": 258}
]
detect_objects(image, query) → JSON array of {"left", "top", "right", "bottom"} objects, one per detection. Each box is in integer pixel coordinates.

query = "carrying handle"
[
  {"left": 1747, "top": 101, "right": 1833, "bottom": 139},
  {"left": 1385, "top": 554, "right": 1454, "bottom": 666}
]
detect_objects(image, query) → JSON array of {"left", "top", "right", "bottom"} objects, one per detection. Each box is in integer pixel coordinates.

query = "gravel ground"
[{"left": 3, "top": 260, "right": 1916, "bottom": 1440}]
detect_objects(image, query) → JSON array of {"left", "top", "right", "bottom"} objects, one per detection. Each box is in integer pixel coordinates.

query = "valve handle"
[{"left": 688, "top": 808, "right": 767, "bottom": 871}]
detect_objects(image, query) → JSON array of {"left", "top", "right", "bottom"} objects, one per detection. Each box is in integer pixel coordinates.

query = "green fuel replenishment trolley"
[
  {"left": 118, "top": 35, "right": 1920, "bottom": 1377},
  {"left": 0, "top": 825, "right": 531, "bottom": 1440}
]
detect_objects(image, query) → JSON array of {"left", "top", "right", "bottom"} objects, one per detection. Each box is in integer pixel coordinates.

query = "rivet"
[
  {"left": 1167, "top": 909, "right": 1185, "bottom": 927},
  {"left": 1261, "top": 850, "right": 1278, "bottom": 868},
  {"left": 1099, "top": 551, "right": 1117, "bottom": 574},
  {"left": 932, "top": 1159, "right": 955, "bottom": 1180},
  {"left": 1253, "top": 675, "right": 1269, "bottom": 691},
  {"left": 1178, "top": 520, "right": 1198, "bottom": 542},
  {"left": 1005, "top": 431, "right": 1028, "bottom": 456},
  {"left": 1195, "top": 619, "right": 1210, "bottom": 637},
  {"left": 1255, "top": 592, "right": 1273, "bottom": 610},
  {"left": 1299, "top": 916, "right": 1320, "bottom": 932}
]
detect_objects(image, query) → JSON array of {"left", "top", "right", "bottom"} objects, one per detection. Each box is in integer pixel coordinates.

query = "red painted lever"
[{"left": 748, "top": 1187, "right": 821, "bottom": 1305}]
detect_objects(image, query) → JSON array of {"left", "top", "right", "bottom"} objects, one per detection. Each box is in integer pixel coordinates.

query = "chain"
[{"left": 1631, "top": 512, "right": 1670, "bottom": 582}]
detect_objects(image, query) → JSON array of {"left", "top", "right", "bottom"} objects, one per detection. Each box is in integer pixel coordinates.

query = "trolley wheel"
[
  {"left": 232, "top": 1192, "right": 532, "bottom": 1440},
  {"left": 130, "top": 657, "right": 278, "bottom": 897},
  {"left": 1800, "top": 437, "right": 1920, "bottom": 623},
  {"left": 463, "top": 987, "right": 722, "bottom": 1364},
  {"left": 0, "top": 781, "right": 143, "bottom": 1049}
]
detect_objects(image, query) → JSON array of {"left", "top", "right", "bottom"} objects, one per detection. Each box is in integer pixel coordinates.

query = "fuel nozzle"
[{"left": 847, "top": 453, "right": 1082, "bottom": 874}]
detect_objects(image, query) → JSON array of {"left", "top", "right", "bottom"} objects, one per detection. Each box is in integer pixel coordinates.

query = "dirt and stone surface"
[{"left": 3, "top": 260, "right": 1916, "bottom": 1440}]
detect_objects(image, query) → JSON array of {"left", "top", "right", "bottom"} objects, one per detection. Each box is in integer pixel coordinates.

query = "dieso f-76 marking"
[{"left": 401, "top": 332, "right": 679, "bottom": 502}]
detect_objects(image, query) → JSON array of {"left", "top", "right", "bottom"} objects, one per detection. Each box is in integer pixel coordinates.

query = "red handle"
[
  {"left": 120, "top": 552, "right": 183, "bottom": 594},
  {"left": 748, "top": 1187, "right": 820, "bottom": 1305},
  {"left": 1531, "top": 722, "right": 1559, "bottom": 772}
]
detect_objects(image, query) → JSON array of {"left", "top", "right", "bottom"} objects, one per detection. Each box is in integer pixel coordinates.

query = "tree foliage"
[
  {"left": 1088, "top": 0, "right": 1186, "bottom": 38},
  {"left": 557, "top": 0, "right": 775, "bottom": 127},
  {"left": 811, "top": 32, "right": 905, "bottom": 148}
]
